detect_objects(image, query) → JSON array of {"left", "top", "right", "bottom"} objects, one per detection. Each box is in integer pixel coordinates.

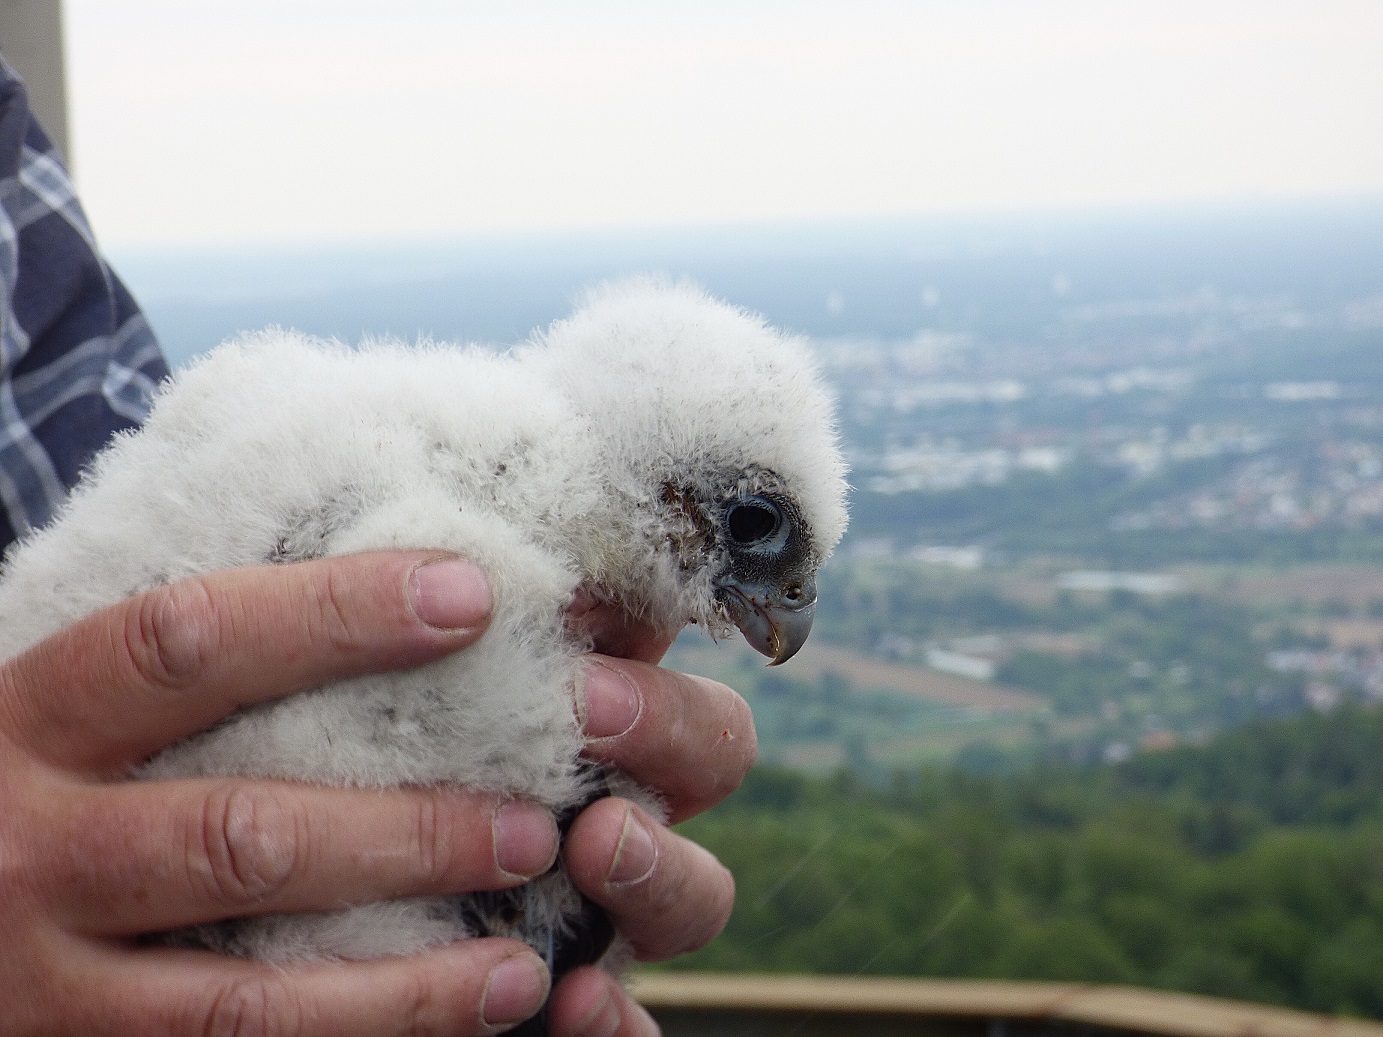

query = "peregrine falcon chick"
[{"left": 0, "top": 278, "right": 848, "bottom": 1000}]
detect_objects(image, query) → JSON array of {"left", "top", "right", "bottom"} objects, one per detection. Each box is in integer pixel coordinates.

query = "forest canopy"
[{"left": 666, "top": 703, "right": 1383, "bottom": 1020}]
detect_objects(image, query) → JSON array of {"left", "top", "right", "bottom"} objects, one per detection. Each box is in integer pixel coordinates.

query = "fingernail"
[
  {"left": 607, "top": 807, "right": 658, "bottom": 887},
  {"left": 580, "top": 660, "right": 641, "bottom": 739},
  {"left": 481, "top": 953, "right": 549, "bottom": 1029},
  {"left": 492, "top": 800, "right": 558, "bottom": 879},
  {"left": 408, "top": 557, "right": 492, "bottom": 631}
]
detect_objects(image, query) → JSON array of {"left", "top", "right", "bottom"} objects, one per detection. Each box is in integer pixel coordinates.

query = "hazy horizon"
[{"left": 110, "top": 194, "right": 1383, "bottom": 367}]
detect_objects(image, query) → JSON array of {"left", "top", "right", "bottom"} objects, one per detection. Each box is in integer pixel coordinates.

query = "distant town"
[{"left": 674, "top": 230, "right": 1383, "bottom": 773}]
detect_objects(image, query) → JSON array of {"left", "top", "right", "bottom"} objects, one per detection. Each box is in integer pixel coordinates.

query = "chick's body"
[{"left": 0, "top": 280, "right": 848, "bottom": 969}]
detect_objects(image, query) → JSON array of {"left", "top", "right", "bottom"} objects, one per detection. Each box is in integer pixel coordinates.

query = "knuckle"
[
  {"left": 412, "top": 794, "right": 457, "bottom": 888},
  {"left": 192, "top": 784, "right": 305, "bottom": 909},
  {"left": 200, "top": 975, "right": 305, "bottom": 1037},
  {"left": 125, "top": 579, "right": 220, "bottom": 690},
  {"left": 0, "top": 780, "right": 34, "bottom": 897},
  {"left": 309, "top": 566, "right": 369, "bottom": 655},
  {"left": 636, "top": 843, "right": 734, "bottom": 960},
  {"left": 698, "top": 862, "right": 737, "bottom": 946},
  {"left": 683, "top": 680, "right": 757, "bottom": 809},
  {"left": 645, "top": 845, "right": 693, "bottom": 922},
  {"left": 721, "top": 690, "right": 758, "bottom": 780},
  {"left": 396, "top": 970, "right": 448, "bottom": 1037}
]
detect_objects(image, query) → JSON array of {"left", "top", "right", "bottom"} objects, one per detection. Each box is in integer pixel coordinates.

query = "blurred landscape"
[{"left": 116, "top": 198, "right": 1383, "bottom": 1018}]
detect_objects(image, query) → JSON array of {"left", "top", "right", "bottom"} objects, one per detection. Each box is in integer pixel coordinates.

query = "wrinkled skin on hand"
[{"left": 0, "top": 551, "right": 753, "bottom": 1036}]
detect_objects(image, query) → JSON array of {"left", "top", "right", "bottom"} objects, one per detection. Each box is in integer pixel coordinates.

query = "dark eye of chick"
[{"left": 726, "top": 496, "right": 784, "bottom": 547}]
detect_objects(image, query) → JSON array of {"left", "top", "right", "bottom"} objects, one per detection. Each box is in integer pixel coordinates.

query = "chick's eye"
[{"left": 726, "top": 497, "right": 783, "bottom": 546}]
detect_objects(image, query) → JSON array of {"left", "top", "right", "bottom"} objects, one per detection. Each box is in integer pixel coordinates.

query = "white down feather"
[{"left": 0, "top": 277, "right": 848, "bottom": 962}]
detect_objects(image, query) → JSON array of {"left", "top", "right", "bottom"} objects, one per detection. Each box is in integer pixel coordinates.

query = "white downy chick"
[{"left": 0, "top": 278, "right": 848, "bottom": 1019}]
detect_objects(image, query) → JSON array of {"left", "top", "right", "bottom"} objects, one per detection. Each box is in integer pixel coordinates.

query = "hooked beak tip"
[
  {"left": 718, "top": 579, "right": 816, "bottom": 666},
  {"left": 764, "top": 602, "right": 814, "bottom": 665}
]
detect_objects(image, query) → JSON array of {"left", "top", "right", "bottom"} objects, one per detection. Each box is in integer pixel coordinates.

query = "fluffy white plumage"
[{"left": 0, "top": 279, "right": 847, "bottom": 974}]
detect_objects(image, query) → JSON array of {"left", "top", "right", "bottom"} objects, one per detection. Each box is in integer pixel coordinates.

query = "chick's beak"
[{"left": 716, "top": 575, "right": 817, "bottom": 666}]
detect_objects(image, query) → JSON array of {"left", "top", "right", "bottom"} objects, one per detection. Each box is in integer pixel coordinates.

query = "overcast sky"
[{"left": 63, "top": 0, "right": 1383, "bottom": 249}]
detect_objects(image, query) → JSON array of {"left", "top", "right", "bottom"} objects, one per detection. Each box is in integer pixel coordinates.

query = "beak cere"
[{"left": 716, "top": 576, "right": 817, "bottom": 665}]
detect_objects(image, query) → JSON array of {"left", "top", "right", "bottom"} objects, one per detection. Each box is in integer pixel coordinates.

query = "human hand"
[
  {"left": 543, "top": 623, "right": 757, "bottom": 1037},
  {"left": 0, "top": 551, "right": 563, "bottom": 1036}
]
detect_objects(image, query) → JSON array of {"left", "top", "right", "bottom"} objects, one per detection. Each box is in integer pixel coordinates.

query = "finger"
[
  {"left": 547, "top": 967, "right": 661, "bottom": 1037},
  {"left": 46, "top": 938, "right": 549, "bottom": 1037},
  {"left": 39, "top": 776, "right": 557, "bottom": 937},
  {"left": 564, "top": 800, "right": 733, "bottom": 962},
  {"left": 577, "top": 658, "right": 756, "bottom": 822},
  {"left": 0, "top": 551, "right": 491, "bottom": 773},
  {"left": 565, "top": 596, "right": 674, "bottom": 664}
]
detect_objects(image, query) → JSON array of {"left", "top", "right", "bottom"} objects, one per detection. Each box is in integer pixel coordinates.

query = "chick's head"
[
  {"left": 660, "top": 471, "right": 823, "bottom": 664},
  {"left": 525, "top": 278, "right": 849, "bottom": 663}
]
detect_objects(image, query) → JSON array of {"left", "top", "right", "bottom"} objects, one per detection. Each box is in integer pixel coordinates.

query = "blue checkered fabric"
[{"left": 0, "top": 56, "right": 168, "bottom": 550}]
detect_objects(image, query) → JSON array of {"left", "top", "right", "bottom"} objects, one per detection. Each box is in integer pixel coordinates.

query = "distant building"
[
  {"left": 925, "top": 648, "right": 997, "bottom": 682},
  {"left": 1056, "top": 571, "right": 1183, "bottom": 594},
  {"left": 1263, "top": 381, "right": 1340, "bottom": 401},
  {"left": 912, "top": 545, "right": 985, "bottom": 569}
]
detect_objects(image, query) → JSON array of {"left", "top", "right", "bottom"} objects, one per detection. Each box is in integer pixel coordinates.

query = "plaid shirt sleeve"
[{"left": 0, "top": 56, "right": 169, "bottom": 550}]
